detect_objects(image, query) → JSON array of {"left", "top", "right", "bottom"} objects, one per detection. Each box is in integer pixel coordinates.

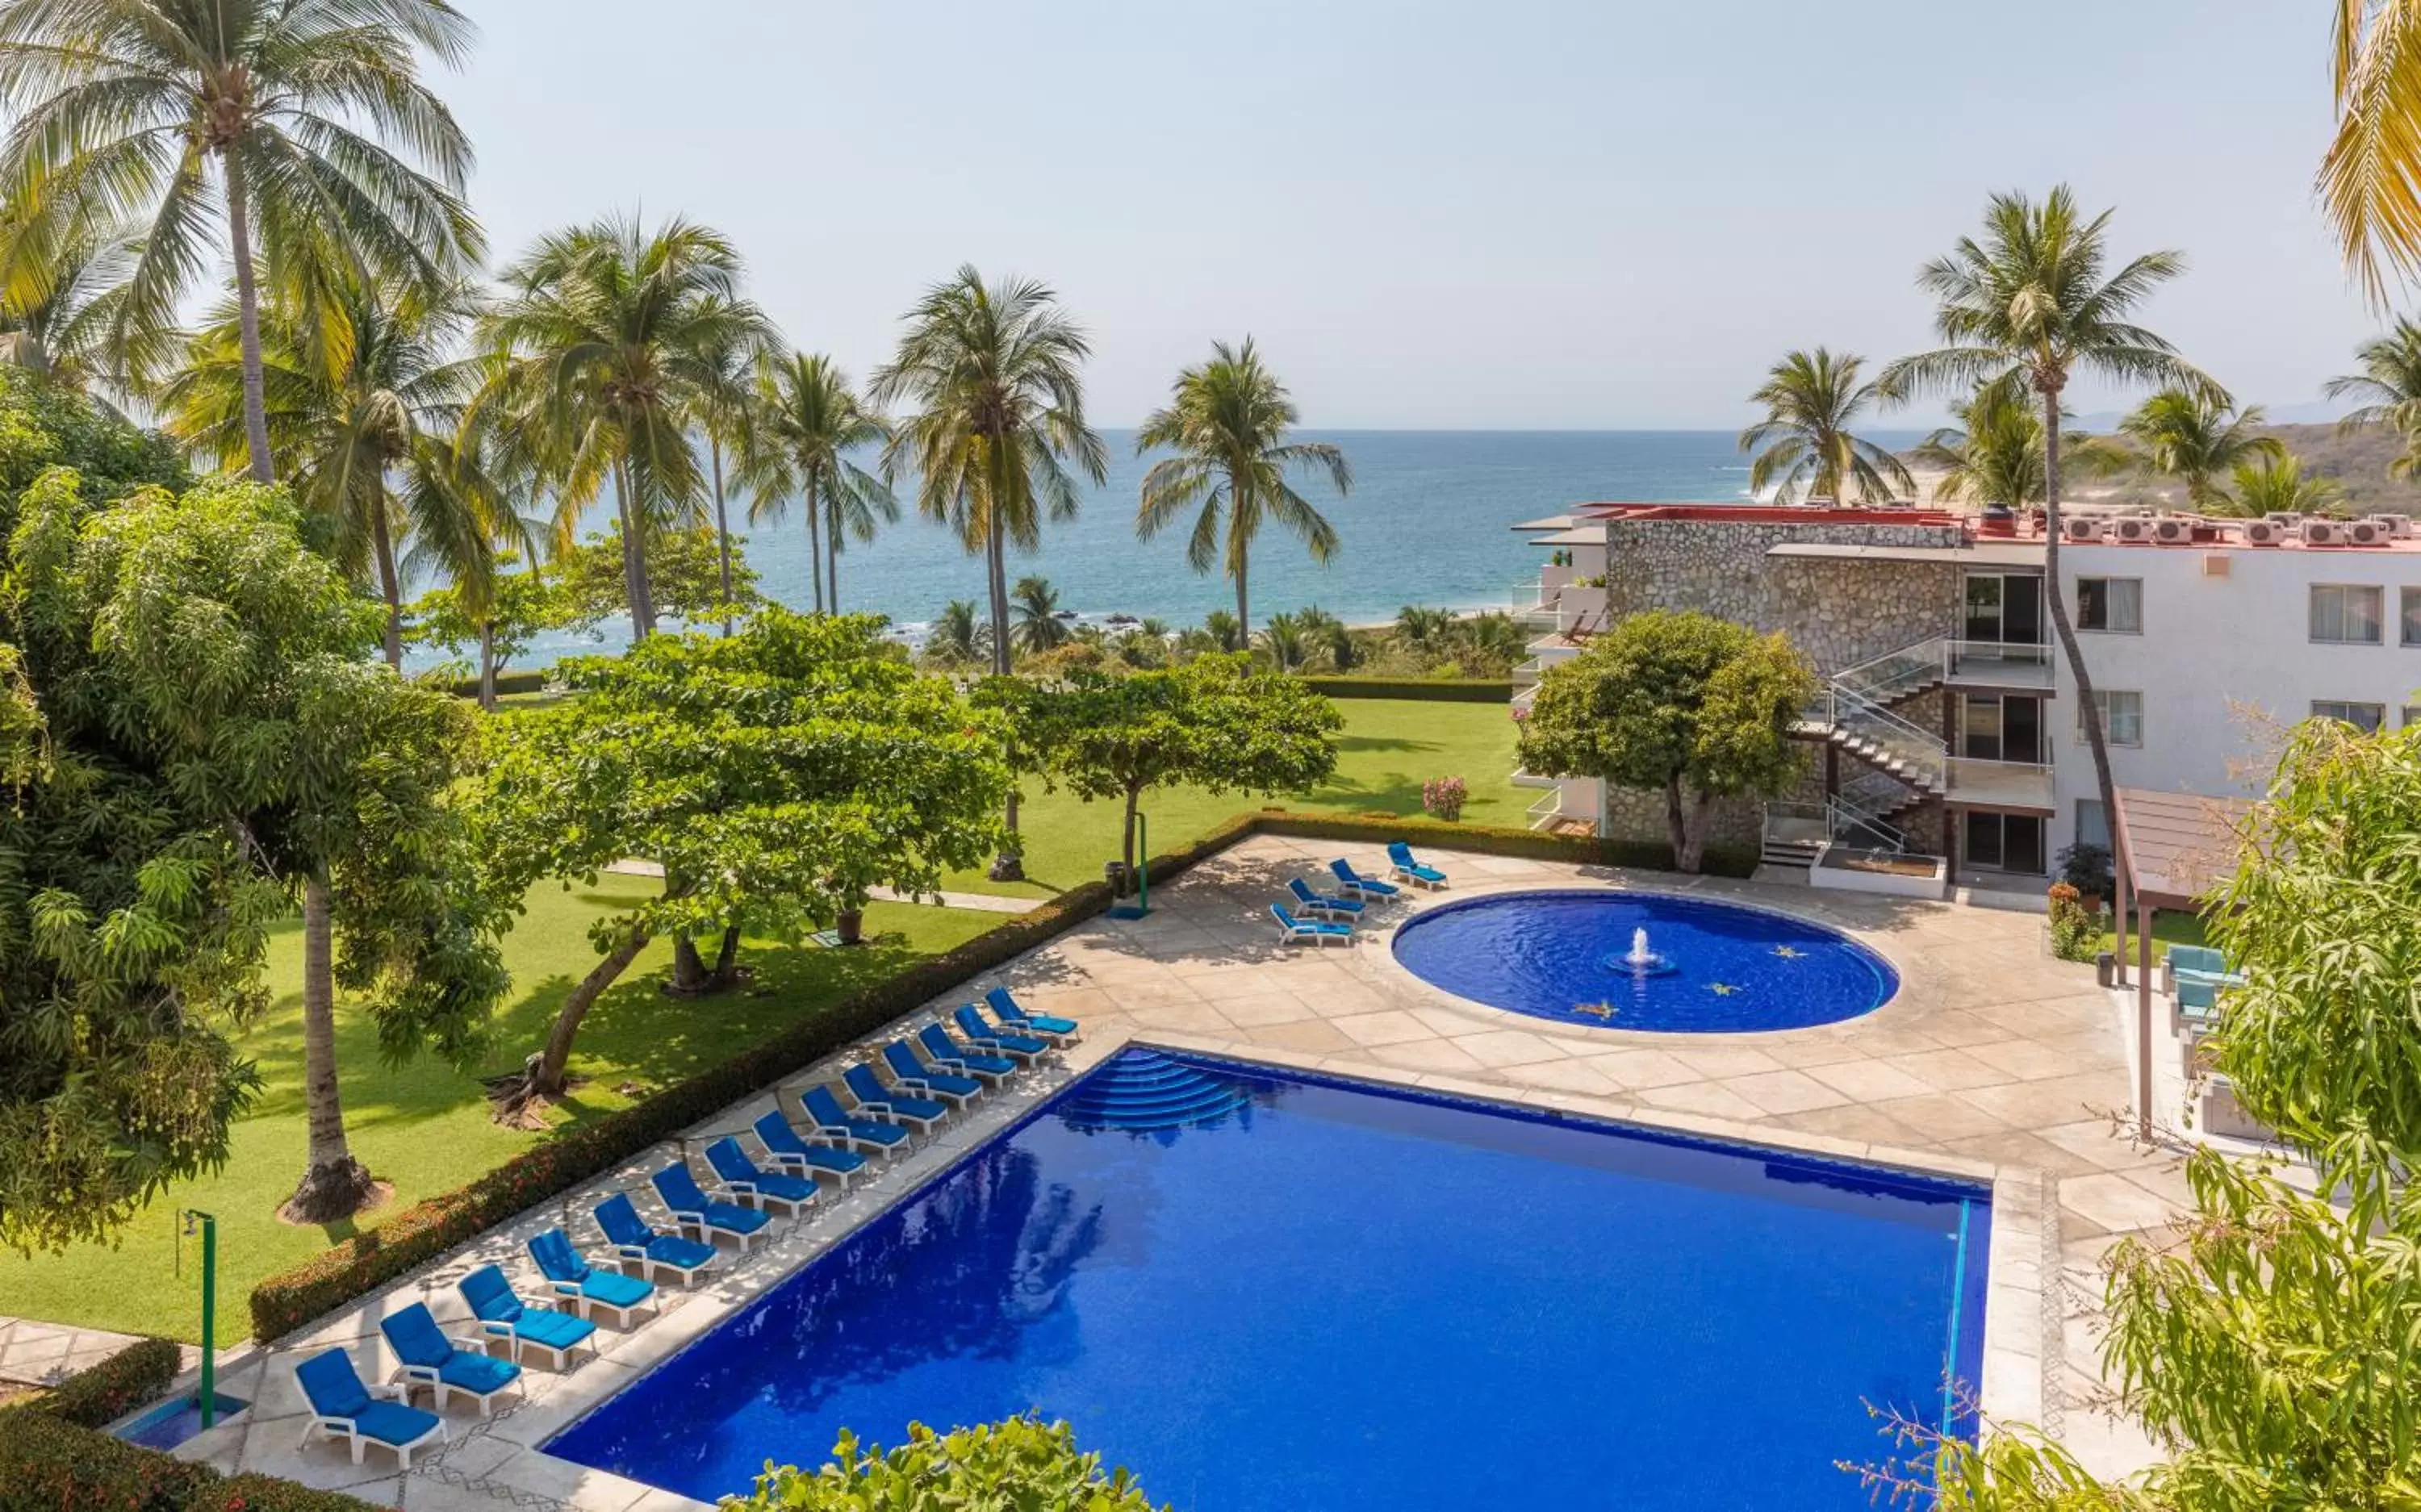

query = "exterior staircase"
[{"left": 1770, "top": 638, "right": 1959, "bottom": 861}]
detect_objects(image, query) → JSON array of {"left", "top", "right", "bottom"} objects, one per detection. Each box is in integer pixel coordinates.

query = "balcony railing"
[
  {"left": 1942, "top": 755, "right": 2056, "bottom": 811},
  {"left": 1946, "top": 639, "right": 2055, "bottom": 686},
  {"left": 1526, "top": 787, "right": 1596, "bottom": 833}
]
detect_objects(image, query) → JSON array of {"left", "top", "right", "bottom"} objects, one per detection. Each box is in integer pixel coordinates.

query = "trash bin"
[
  {"left": 2094, "top": 950, "right": 2117, "bottom": 988},
  {"left": 1104, "top": 861, "right": 1132, "bottom": 898}
]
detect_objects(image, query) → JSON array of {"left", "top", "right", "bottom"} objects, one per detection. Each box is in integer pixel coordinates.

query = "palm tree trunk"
[
  {"left": 985, "top": 496, "right": 1022, "bottom": 881},
  {"left": 1235, "top": 541, "right": 1250, "bottom": 649},
  {"left": 222, "top": 152, "right": 275, "bottom": 487},
  {"left": 613, "top": 456, "right": 656, "bottom": 639},
  {"left": 287, "top": 872, "right": 374, "bottom": 1220},
  {"left": 477, "top": 618, "right": 497, "bottom": 712},
  {"left": 711, "top": 435, "right": 734, "bottom": 636},
  {"left": 826, "top": 495, "right": 840, "bottom": 612},
  {"left": 2041, "top": 386, "right": 2124, "bottom": 881},
  {"left": 805, "top": 473, "right": 825, "bottom": 614},
  {"left": 370, "top": 502, "right": 404, "bottom": 671}
]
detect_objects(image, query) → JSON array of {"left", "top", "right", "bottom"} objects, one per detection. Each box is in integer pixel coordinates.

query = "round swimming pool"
[{"left": 1390, "top": 890, "right": 1898, "bottom": 1033}]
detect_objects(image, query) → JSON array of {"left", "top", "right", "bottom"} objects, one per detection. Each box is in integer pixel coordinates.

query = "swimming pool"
[
  {"left": 1390, "top": 889, "right": 1900, "bottom": 1032},
  {"left": 546, "top": 1049, "right": 1988, "bottom": 1507}
]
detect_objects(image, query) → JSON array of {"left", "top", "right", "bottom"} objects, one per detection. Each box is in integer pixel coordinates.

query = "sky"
[{"left": 442, "top": 0, "right": 2377, "bottom": 430}]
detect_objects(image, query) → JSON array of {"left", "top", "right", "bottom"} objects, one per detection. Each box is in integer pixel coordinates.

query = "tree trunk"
[
  {"left": 712, "top": 925, "right": 742, "bottom": 985},
  {"left": 712, "top": 435, "right": 734, "bottom": 636},
  {"left": 2041, "top": 381, "right": 2123, "bottom": 883},
  {"left": 222, "top": 152, "right": 275, "bottom": 487},
  {"left": 519, "top": 929, "right": 650, "bottom": 1106},
  {"left": 670, "top": 934, "right": 713, "bottom": 993},
  {"left": 477, "top": 618, "right": 497, "bottom": 712},
  {"left": 614, "top": 457, "right": 657, "bottom": 640},
  {"left": 985, "top": 503, "right": 1023, "bottom": 881},
  {"left": 370, "top": 502, "right": 404, "bottom": 671},
  {"left": 826, "top": 492, "right": 841, "bottom": 612},
  {"left": 1662, "top": 773, "right": 1700, "bottom": 873},
  {"left": 1235, "top": 539, "right": 1250, "bottom": 651},
  {"left": 286, "top": 873, "right": 375, "bottom": 1221},
  {"left": 805, "top": 472, "right": 825, "bottom": 614}
]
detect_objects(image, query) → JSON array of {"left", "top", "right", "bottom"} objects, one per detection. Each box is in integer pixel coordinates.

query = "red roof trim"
[{"left": 1572, "top": 503, "right": 1963, "bottom": 526}]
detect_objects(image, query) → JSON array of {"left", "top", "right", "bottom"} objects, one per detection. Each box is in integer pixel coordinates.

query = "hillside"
[{"left": 1905, "top": 421, "right": 2421, "bottom": 514}]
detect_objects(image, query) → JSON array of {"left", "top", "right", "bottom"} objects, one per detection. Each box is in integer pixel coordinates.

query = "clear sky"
[{"left": 443, "top": 0, "right": 2374, "bottom": 429}]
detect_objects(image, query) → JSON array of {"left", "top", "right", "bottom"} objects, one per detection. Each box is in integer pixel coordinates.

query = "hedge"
[
  {"left": 247, "top": 805, "right": 1749, "bottom": 1340},
  {"left": 439, "top": 667, "right": 549, "bottom": 700},
  {"left": 1295, "top": 676, "right": 1512, "bottom": 703},
  {"left": 35, "top": 1336, "right": 182, "bottom": 1429},
  {"left": 0, "top": 1409, "right": 376, "bottom": 1512}
]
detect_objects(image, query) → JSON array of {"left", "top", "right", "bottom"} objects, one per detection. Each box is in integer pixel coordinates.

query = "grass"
[
  {"left": 2099, "top": 908, "right": 2210, "bottom": 961},
  {"left": 0, "top": 695, "right": 1520, "bottom": 1342},
  {"left": 946, "top": 697, "right": 1521, "bottom": 897}
]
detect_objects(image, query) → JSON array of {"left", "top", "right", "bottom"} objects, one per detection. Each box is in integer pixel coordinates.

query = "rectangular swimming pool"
[{"left": 546, "top": 1048, "right": 1990, "bottom": 1507}]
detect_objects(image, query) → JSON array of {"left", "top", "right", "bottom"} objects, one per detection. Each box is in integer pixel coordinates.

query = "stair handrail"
[
  {"left": 1826, "top": 796, "right": 1908, "bottom": 854},
  {"left": 1832, "top": 687, "right": 1946, "bottom": 791},
  {"left": 1830, "top": 637, "right": 1948, "bottom": 705},
  {"left": 1838, "top": 766, "right": 1913, "bottom": 818}
]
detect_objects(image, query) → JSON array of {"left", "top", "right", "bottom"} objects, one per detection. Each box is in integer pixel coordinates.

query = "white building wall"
[{"left": 2051, "top": 541, "right": 2421, "bottom": 848}]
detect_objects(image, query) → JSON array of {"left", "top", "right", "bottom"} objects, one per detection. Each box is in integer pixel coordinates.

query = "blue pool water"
[
  {"left": 1390, "top": 890, "right": 1900, "bottom": 1032},
  {"left": 546, "top": 1050, "right": 1987, "bottom": 1507}
]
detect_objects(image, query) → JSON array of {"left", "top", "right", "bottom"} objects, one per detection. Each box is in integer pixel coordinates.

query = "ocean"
[{"left": 425, "top": 428, "right": 1926, "bottom": 671}]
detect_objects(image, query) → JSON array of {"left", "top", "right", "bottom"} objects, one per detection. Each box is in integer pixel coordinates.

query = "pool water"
[
  {"left": 546, "top": 1050, "right": 1987, "bottom": 1507},
  {"left": 1390, "top": 889, "right": 1900, "bottom": 1032}
]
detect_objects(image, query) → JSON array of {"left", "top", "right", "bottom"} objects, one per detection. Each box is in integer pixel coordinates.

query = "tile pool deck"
[{"left": 170, "top": 837, "right": 2179, "bottom": 1509}]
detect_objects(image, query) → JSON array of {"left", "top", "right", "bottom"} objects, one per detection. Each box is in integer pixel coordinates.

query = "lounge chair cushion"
[
  {"left": 919, "top": 1025, "right": 1018, "bottom": 1076},
  {"left": 642, "top": 1234, "right": 717, "bottom": 1270},
  {"left": 754, "top": 1112, "right": 870, "bottom": 1175},
  {"left": 436, "top": 1352, "right": 520, "bottom": 1395},
  {"left": 844, "top": 1067, "right": 949, "bottom": 1121},
  {"left": 298, "top": 1351, "right": 372, "bottom": 1418},
  {"left": 884, "top": 1043, "right": 982, "bottom": 1097},
  {"left": 985, "top": 987, "right": 1079, "bottom": 1036},
  {"left": 951, "top": 1008, "right": 1047, "bottom": 1055},
  {"left": 458, "top": 1265, "right": 520, "bottom": 1323},
  {"left": 353, "top": 1400, "right": 441, "bottom": 1447},
  {"left": 527, "top": 1228, "right": 590, "bottom": 1284},
  {"left": 380, "top": 1304, "right": 457, "bottom": 1369},
  {"left": 509, "top": 1308, "right": 596, "bottom": 1353},
  {"left": 803, "top": 1085, "right": 909, "bottom": 1142},
  {"left": 579, "top": 1269, "right": 655, "bottom": 1309}
]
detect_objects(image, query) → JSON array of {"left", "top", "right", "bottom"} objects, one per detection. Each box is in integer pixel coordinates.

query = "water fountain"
[{"left": 1608, "top": 925, "right": 1677, "bottom": 977}]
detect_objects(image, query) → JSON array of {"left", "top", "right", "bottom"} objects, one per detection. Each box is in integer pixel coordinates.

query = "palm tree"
[
  {"left": 2321, "top": 2, "right": 2421, "bottom": 299},
  {"left": 2117, "top": 389, "right": 2280, "bottom": 510},
  {"left": 0, "top": 0, "right": 483, "bottom": 486},
  {"left": 0, "top": 227, "right": 140, "bottom": 398},
  {"left": 480, "top": 216, "right": 769, "bottom": 643},
  {"left": 2226, "top": 454, "right": 2346, "bottom": 519},
  {"left": 927, "top": 598, "right": 987, "bottom": 664},
  {"left": 1012, "top": 574, "right": 1069, "bottom": 655},
  {"left": 872, "top": 267, "right": 1106, "bottom": 880},
  {"left": 1738, "top": 348, "right": 1913, "bottom": 505},
  {"left": 1909, "top": 384, "right": 2050, "bottom": 510},
  {"left": 739, "top": 353, "right": 897, "bottom": 613},
  {"left": 1135, "top": 338, "right": 1350, "bottom": 639},
  {"left": 1395, "top": 604, "right": 1454, "bottom": 654},
  {"left": 1295, "top": 604, "right": 1353, "bottom": 670},
  {"left": 2326, "top": 320, "right": 2421, "bottom": 478},
  {"left": 1259, "top": 612, "right": 1309, "bottom": 671},
  {"left": 1201, "top": 609, "right": 1244, "bottom": 653},
  {"left": 158, "top": 274, "right": 487, "bottom": 669},
  {"left": 686, "top": 313, "right": 776, "bottom": 633},
  {"left": 1883, "top": 186, "right": 2215, "bottom": 888}
]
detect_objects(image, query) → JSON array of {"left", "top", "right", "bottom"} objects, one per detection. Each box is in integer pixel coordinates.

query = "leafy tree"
[
  {"left": 1884, "top": 187, "right": 2212, "bottom": 911},
  {"left": 740, "top": 353, "right": 896, "bottom": 613},
  {"left": 731, "top": 1417, "right": 1168, "bottom": 1512},
  {"left": 1135, "top": 337, "right": 1349, "bottom": 638},
  {"left": 0, "top": 0, "right": 483, "bottom": 486},
  {"left": 2116, "top": 389, "right": 2279, "bottom": 511},
  {"left": 1911, "top": 384, "right": 2051, "bottom": 509},
  {"left": 557, "top": 519, "right": 757, "bottom": 633},
  {"left": 1739, "top": 347, "right": 1913, "bottom": 505},
  {"left": 409, "top": 558, "right": 570, "bottom": 709},
  {"left": 475, "top": 612, "right": 1008, "bottom": 1111},
  {"left": 2222, "top": 454, "right": 2344, "bottom": 520},
  {"left": 1013, "top": 574, "right": 1070, "bottom": 655},
  {"left": 2325, "top": 320, "right": 2421, "bottom": 478},
  {"left": 1035, "top": 656, "right": 1340, "bottom": 876},
  {"left": 1516, "top": 610, "right": 1815, "bottom": 871}
]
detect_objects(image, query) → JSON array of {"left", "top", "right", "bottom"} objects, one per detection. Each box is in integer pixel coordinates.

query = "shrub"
[
  {"left": 1420, "top": 775, "right": 1468, "bottom": 821},
  {"left": 730, "top": 1416, "right": 1168, "bottom": 1511},
  {"left": 36, "top": 1336, "right": 182, "bottom": 1428},
  {"left": 0, "top": 1407, "right": 377, "bottom": 1512},
  {"left": 1294, "top": 676, "right": 1512, "bottom": 703},
  {"left": 2047, "top": 881, "right": 2102, "bottom": 963},
  {"left": 1252, "top": 809, "right": 1760, "bottom": 879}
]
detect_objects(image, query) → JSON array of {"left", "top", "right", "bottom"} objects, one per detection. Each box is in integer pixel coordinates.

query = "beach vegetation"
[
  {"left": 1013, "top": 574, "right": 1073, "bottom": 655},
  {"left": 2325, "top": 319, "right": 2421, "bottom": 478},
  {"left": 410, "top": 553, "right": 572, "bottom": 711},
  {"left": 2221, "top": 453, "right": 2344, "bottom": 519},
  {"left": 739, "top": 353, "right": 896, "bottom": 614},
  {"left": 1739, "top": 347, "right": 1913, "bottom": 505}
]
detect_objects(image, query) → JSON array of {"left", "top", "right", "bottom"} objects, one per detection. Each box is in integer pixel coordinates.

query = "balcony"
[
  {"left": 1511, "top": 768, "right": 1558, "bottom": 789},
  {"left": 1943, "top": 757, "right": 2056, "bottom": 813},
  {"left": 1945, "top": 639, "right": 2055, "bottom": 689}
]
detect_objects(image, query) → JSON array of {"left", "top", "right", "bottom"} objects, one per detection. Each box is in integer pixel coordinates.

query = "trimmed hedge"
[
  {"left": 440, "top": 667, "right": 549, "bottom": 700},
  {"left": 36, "top": 1336, "right": 182, "bottom": 1428},
  {"left": 0, "top": 1409, "right": 377, "bottom": 1511},
  {"left": 1296, "top": 676, "right": 1512, "bottom": 703},
  {"left": 247, "top": 805, "right": 1749, "bottom": 1340}
]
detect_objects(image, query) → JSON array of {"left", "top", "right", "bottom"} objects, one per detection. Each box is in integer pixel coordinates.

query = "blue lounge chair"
[
  {"left": 379, "top": 1302, "right": 521, "bottom": 1416},
  {"left": 751, "top": 1109, "right": 868, "bottom": 1188},
  {"left": 704, "top": 1136, "right": 817, "bottom": 1218},
  {"left": 1287, "top": 876, "right": 1364, "bottom": 921},
  {"left": 882, "top": 1040, "right": 984, "bottom": 1107},
  {"left": 2168, "top": 944, "right": 2247, "bottom": 989},
  {"left": 529, "top": 1226, "right": 658, "bottom": 1326},
  {"left": 793, "top": 1083, "right": 912, "bottom": 1157},
  {"left": 985, "top": 984, "right": 1079, "bottom": 1041},
  {"left": 295, "top": 1347, "right": 442, "bottom": 1468},
  {"left": 650, "top": 1163, "right": 773, "bottom": 1251},
  {"left": 951, "top": 1005, "right": 1050, "bottom": 1062},
  {"left": 458, "top": 1263, "right": 597, "bottom": 1369},
  {"left": 594, "top": 1193, "right": 718, "bottom": 1285},
  {"left": 1386, "top": 842, "right": 1448, "bottom": 889},
  {"left": 1271, "top": 901, "right": 1353, "bottom": 946},
  {"left": 1329, "top": 858, "right": 1400, "bottom": 901},
  {"left": 918, "top": 1022, "right": 1018, "bottom": 1084},
  {"left": 842, "top": 1065, "right": 951, "bottom": 1133}
]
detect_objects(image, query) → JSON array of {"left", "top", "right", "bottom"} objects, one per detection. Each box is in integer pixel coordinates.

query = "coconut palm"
[
  {"left": 0, "top": 227, "right": 140, "bottom": 397},
  {"left": 1295, "top": 604, "right": 1353, "bottom": 670},
  {"left": 1882, "top": 186, "right": 2216, "bottom": 882},
  {"left": 1200, "top": 609, "right": 1244, "bottom": 653},
  {"left": 479, "top": 216, "right": 771, "bottom": 642},
  {"left": 2326, "top": 320, "right": 2421, "bottom": 478},
  {"left": 872, "top": 266, "right": 1105, "bottom": 880},
  {"left": 2225, "top": 455, "right": 2346, "bottom": 519},
  {"left": 1011, "top": 575, "right": 1070, "bottom": 656},
  {"left": 0, "top": 0, "right": 483, "bottom": 485},
  {"left": 686, "top": 313, "right": 776, "bottom": 633},
  {"left": 1135, "top": 338, "right": 1349, "bottom": 638},
  {"left": 1738, "top": 348, "right": 1913, "bottom": 506},
  {"left": 157, "top": 274, "right": 484, "bottom": 668},
  {"left": 2321, "top": 2, "right": 2421, "bottom": 299},
  {"left": 1909, "top": 384, "right": 2050, "bottom": 510},
  {"left": 2118, "top": 390, "right": 2280, "bottom": 510},
  {"left": 1259, "top": 612, "right": 1309, "bottom": 671},
  {"left": 1395, "top": 604, "right": 1454, "bottom": 654},
  {"left": 927, "top": 598, "right": 987, "bottom": 664},
  {"left": 739, "top": 353, "right": 897, "bottom": 613}
]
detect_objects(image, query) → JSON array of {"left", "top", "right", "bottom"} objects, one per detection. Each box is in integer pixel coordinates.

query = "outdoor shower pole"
[{"left": 186, "top": 1210, "right": 217, "bottom": 1428}]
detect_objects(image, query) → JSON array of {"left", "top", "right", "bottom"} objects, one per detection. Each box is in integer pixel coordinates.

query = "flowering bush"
[
  {"left": 2047, "top": 881, "right": 2102, "bottom": 963},
  {"left": 1421, "top": 775, "right": 1468, "bottom": 821}
]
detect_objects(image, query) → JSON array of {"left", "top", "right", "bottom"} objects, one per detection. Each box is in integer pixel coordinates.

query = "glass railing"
[
  {"left": 1833, "top": 638, "right": 1946, "bottom": 705},
  {"left": 1828, "top": 688, "right": 1947, "bottom": 792},
  {"left": 1946, "top": 640, "right": 2055, "bottom": 684}
]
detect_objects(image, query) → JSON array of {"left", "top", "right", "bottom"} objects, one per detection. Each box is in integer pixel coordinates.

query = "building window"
[
  {"left": 2404, "top": 704, "right": 2421, "bottom": 729},
  {"left": 2077, "top": 690, "right": 2144, "bottom": 746},
  {"left": 2076, "top": 577, "right": 2142, "bottom": 633},
  {"left": 2404, "top": 587, "right": 2421, "bottom": 645},
  {"left": 2313, "top": 700, "right": 2387, "bottom": 733},
  {"left": 2310, "top": 584, "right": 2385, "bottom": 645}
]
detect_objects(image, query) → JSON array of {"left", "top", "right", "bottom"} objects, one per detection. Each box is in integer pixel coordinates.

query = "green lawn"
[
  {"left": 0, "top": 695, "right": 1519, "bottom": 1342},
  {"left": 2099, "top": 908, "right": 2210, "bottom": 961},
  {"left": 946, "top": 697, "right": 1522, "bottom": 897}
]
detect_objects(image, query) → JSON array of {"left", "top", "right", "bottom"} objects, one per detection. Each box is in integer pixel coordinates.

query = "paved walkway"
[
  {"left": 0, "top": 1316, "right": 175, "bottom": 1387},
  {"left": 169, "top": 837, "right": 2181, "bottom": 1507}
]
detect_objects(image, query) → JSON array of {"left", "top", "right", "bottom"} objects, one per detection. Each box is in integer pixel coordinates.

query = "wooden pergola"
[{"left": 2110, "top": 787, "right": 2254, "bottom": 1139}]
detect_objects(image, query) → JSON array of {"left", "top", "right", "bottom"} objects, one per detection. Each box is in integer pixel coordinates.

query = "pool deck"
[{"left": 169, "top": 837, "right": 2178, "bottom": 1508}]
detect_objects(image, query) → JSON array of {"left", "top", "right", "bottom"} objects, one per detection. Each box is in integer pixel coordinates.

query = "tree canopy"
[
  {"left": 1516, "top": 610, "right": 1815, "bottom": 871},
  {"left": 732, "top": 1417, "right": 1169, "bottom": 1512},
  {"left": 556, "top": 519, "right": 758, "bottom": 633}
]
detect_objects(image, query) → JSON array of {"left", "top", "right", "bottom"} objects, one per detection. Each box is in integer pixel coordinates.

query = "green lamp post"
[{"left": 182, "top": 1209, "right": 218, "bottom": 1428}]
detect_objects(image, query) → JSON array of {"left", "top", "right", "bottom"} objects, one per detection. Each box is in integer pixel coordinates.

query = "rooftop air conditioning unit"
[
  {"left": 2266, "top": 512, "right": 2305, "bottom": 528},
  {"left": 2369, "top": 513, "right": 2414, "bottom": 537},
  {"left": 2303, "top": 519, "right": 2347, "bottom": 546},
  {"left": 2151, "top": 517, "right": 2195, "bottom": 545},
  {"left": 2348, "top": 518, "right": 2390, "bottom": 546},
  {"left": 2243, "top": 518, "right": 2288, "bottom": 546},
  {"left": 2061, "top": 516, "right": 2105, "bottom": 544},
  {"left": 2113, "top": 516, "right": 2156, "bottom": 544}
]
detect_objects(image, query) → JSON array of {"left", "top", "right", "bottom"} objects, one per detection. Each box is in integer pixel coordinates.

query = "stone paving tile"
[
  {"left": 2059, "top": 1172, "right": 2189, "bottom": 1238},
  {"left": 1206, "top": 991, "right": 1318, "bottom": 1029},
  {"left": 1879, "top": 1046, "right": 2022, "bottom": 1092},
  {"left": 1240, "top": 1018, "right": 1358, "bottom": 1055},
  {"left": 1445, "top": 1027, "right": 1574, "bottom": 1069},
  {"left": 1633, "top": 1080, "right": 1771, "bottom": 1121},
  {"left": 1577, "top": 1046, "right": 1706, "bottom": 1090},
  {"left": 1725, "top": 1068, "right": 1856, "bottom": 1116},
  {"left": 1800, "top": 1057, "right": 1940, "bottom": 1104},
  {"left": 1328, "top": 1009, "right": 1438, "bottom": 1048}
]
